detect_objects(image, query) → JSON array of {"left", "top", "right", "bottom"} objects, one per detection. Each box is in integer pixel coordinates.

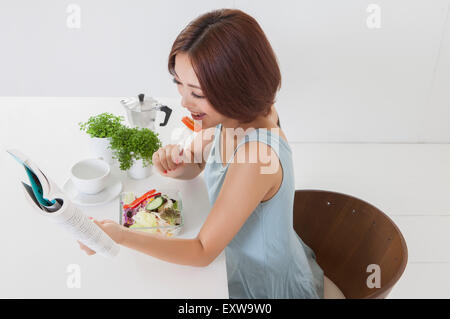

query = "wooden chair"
[{"left": 293, "top": 190, "right": 408, "bottom": 299}]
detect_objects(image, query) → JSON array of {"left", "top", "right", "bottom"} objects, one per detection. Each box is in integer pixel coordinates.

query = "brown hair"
[{"left": 168, "top": 9, "right": 281, "bottom": 123}]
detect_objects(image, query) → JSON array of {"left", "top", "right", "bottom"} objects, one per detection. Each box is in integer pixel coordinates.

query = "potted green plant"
[
  {"left": 79, "top": 113, "right": 124, "bottom": 164},
  {"left": 110, "top": 126, "right": 162, "bottom": 179}
]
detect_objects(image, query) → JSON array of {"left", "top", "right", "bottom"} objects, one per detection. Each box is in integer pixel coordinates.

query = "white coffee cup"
[{"left": 70, "top": 158, "right": 111, "bottom": 195}]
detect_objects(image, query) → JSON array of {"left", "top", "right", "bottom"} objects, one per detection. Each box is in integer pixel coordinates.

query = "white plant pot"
[
  {"left": 89, "top": 137, "right": 114, "bottom": 165},
  {"left": 127, "top": 158, "right": 152, "bottom": 180}
]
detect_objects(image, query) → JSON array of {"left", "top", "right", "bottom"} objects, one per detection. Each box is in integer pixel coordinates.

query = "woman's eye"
[
  {"left": 173, "top": 78, "right": 204, "bottom": 98},
  {"left": 191, "top": 92, "right": 205, "bottom": 99}
]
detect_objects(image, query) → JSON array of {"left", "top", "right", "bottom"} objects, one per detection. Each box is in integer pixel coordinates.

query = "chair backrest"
[{"left": 293, "top": 190, "right": 408, "bottom": 299}]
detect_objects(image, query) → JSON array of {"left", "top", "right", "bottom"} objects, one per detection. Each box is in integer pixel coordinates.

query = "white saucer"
[{"left": 62, "top": 173, "right": 123, "bottom": 207}]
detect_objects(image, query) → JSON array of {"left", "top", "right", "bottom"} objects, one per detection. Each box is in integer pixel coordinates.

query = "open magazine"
[{"left": 7, "top": 149, "right": 120, "bottom": 258}]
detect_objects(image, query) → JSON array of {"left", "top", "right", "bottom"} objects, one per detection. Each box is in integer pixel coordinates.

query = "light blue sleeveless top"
[{"left": 204, "top": 124, "right": 324, "bottom": 299}]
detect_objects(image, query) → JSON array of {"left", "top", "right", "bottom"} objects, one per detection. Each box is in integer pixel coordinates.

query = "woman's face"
[{"left": 173, "top": 52, "right": 225, "bottom": 129}]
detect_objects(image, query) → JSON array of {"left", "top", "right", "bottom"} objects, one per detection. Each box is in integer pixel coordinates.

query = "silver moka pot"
[{"left": 121, "top": 93, "right": 172, "bottom": 131}]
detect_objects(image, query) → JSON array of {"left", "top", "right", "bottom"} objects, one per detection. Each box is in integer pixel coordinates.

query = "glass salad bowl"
[{"left": 119, "top": 188, "right": 184, "bottom": 237}]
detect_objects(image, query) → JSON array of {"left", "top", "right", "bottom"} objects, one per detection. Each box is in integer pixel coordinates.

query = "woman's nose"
[{"left": 181, "top": 95, "right": 195, "bottom": 110}]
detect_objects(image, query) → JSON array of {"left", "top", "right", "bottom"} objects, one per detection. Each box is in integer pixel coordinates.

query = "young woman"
[{"left": 80, "top": 8, "right": 324, "bottom": 299}]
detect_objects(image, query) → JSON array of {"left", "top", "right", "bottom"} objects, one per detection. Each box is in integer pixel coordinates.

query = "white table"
[{"left": 0, "top": 97, "right": 229, "bottom": 298}]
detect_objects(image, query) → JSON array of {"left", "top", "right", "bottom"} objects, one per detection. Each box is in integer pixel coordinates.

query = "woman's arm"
[
  {"left": 85, "top": 141, "right": 280, "bottom": 267},
  {"left": 121, "top": 229, "right": 207, "bottom": 266},
  {"left": 154, "top": 126, "right": 216, "bottom": 180},
  {"left": 196, "top": 141, "right": 280, "bottom": 264}
]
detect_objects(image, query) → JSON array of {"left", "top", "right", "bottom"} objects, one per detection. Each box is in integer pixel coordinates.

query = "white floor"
[{"left": 290, "top": 142, "right": 450, "bottom": 299}]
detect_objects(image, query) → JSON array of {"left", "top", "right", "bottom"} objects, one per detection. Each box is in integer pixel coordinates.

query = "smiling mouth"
[{"left": 191, "top": 112, "right": 206, "bottom": 120}]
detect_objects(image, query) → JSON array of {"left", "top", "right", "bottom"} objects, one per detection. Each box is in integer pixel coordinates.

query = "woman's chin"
[{"left": 195, "top": 117, "right": 214, "bottom": 130}]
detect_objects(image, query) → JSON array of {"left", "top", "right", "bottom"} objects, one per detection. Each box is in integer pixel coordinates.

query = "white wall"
[{"left": 1, "top": 0, "right": 449, "bottom": 143}]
